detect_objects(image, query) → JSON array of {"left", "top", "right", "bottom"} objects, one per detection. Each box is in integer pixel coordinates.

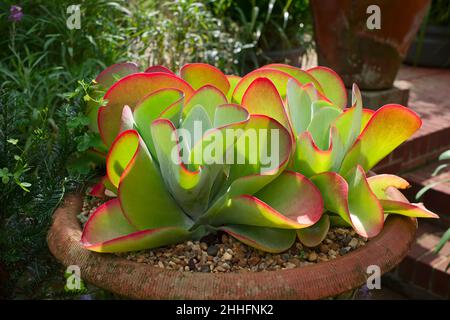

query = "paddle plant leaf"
[
  {"left": 81, "top": 199, "right": 192, "bottom": 253},
  {"left": 307, "top": 66, "right": 347, "bottom": 109},
  {"left": 98, "top": 72, "right": 194, "bottom": 146},
  {"left": 204, "top": 171, "right": 323, "bottom": 229},
  {"left": 367, "top": 174, "right": 410, "bottom": 200},
  {"left": 109, "top": 130, "right": 191, "bottom": 230},
  {"left": 241, "top": 77, "right": 292, "bottom": 133},
  {"left": 262, "top": 63, "right": 324, "bottom": 92},
  {"left": 219, "top": 225, "right": 296, "bottom": 253},
  {"left": 297, "top": 214, "right": 330, "bottom": 247},
  {"left": 340, "top": 105, "right": 422, "bottom": 175},
  {"left": 232, "top": 68, "right": 300, "bottom": 103},
  {"left": 180, "top": 63, "right": 230, "bottom": 95},
  {"left": 182, "top": 85, "right": 228, "bottom": 121}
]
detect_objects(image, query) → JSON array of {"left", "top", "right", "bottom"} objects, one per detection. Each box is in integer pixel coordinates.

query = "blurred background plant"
[
  {"left": 0, "top": 0, "right": 313, "bottom": 298},
  {"left": 209, "top": 0, "right": 314, "bottom": 73},
  {"left": 416, "top": 149, "right": 450, "bottom": 269}
]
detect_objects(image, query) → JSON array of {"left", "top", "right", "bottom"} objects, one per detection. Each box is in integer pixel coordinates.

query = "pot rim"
[{"left": 47, "top": 193, "right": 417, "bottom": 300}]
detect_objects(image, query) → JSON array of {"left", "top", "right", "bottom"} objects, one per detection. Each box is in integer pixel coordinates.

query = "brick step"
[
  {"left": 401, "top": 161, "right": 450, "bottom": 228},
  {"left": 373, "top": 127, "right": 450, "bottom": 175},
  {"left": 388, "top": 222, "right": 449, "bottom": 299}
]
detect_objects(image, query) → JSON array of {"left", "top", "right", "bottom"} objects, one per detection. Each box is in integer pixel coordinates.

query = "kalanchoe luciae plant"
[{"left": 81, "top": 62, "right": 438, "bottom": 253}]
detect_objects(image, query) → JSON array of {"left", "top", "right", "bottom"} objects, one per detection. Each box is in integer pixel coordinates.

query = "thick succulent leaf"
[
  {"left": 113, "top": 130, "right": 191, "bottom": 230},
  {"left": 119, "top": 105, "right": 135, "bottom": 133},
  {"left": 106, "top": 130, "right": 139, "bottom": 188},
  {"left": 333, "top": 84, "right": 363, "bottom": 153},
  {"left": 186, "top": 104, "right": 250, "bottom": 175},
  {"left": 286, "top": 81, "right": 332, "bottom": 136},
  {"left": 367, "top": 174, "right": 410, "bottom": 200},
  {"left": 291, "top": 126, "right": 343, "bottom": 177},
  {"left": 241, "top": 77, "right": 292, "bottom": 133},
  {"left": 262, "top": 63, "right": 324, "bottom": 92},
  {"left": 307, "top": 107, "right": 342, "bottom": 150},
  {"left": 81, "top": 199, "right": 191, "bottom": 253},
  {"left": 255, "top": 171, "right": 324, "bottom": 226},
  {"left": 329, "top": 215, "right": 352, "bottom": 227},
  {"left": 226, "top": 75, "right": 241, "bottom": 101},
  {"left": 361, "top": 109, "right": 375, "bottom": 132},
  {"left": 144, "top": 65, "right": 175, "bottom": 75},
  {"left": 98, "top": 72, "right": 194, "bottom": 146},
  {"left": 151, "top": 118, "right": 215, "bottom": 218},
  {"left": 207, "top": 171, "right": 323, "bottom": 229},
  {"left": 307, "top": 66, "right": 347, "bottom": 109},
  {"left": 87, "top": 63, "right": 139, "bottom": 133},
  {"left": 227, "top": 115, "right": 292, "bottom": 181},
  {"left": 180, "top": 63, "right": 230, "bottom": 94},
  {"left": 232, "top": 68, "right": 300, "bottom": 103},
  {"left": 286, "top": 79, "right": 313, "bottom": 135},
  {"left": 219, "top": 225, "right": 296, "bottom": 253},
  {"left": 182, "top": 85, "right": 228, "bottom": 121},
  {"left": 310, "top": 168, "right": 384, "bottom": 238},
  {"left": 310, "top": 172, "right": 352, "bottom": 225},
  {"left": 344, "top": 166, "right": 384, "bottom": 237},
  {"left": 213, "top": 104, "right": 249, "bottom": 128},
  {"left": 133, "top": 88, "right": 184, "bottom": 159},
  {"left": 380, "top": 200, "right": 439, "bottom": 218},
  {"left": 95, "top": 62, "right": 139, "bottom": 90},
  {"left": 297, "top": 214, "right": 330, "bottom": 247},
  {"left": 181, "top": 105, "right": 213, "bottom": 160},
  {"left": 340, "top": 105, "right": 422, "bottom": 174}
]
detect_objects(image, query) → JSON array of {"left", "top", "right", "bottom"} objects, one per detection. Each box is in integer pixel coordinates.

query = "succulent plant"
[{"left": 81, "top": 62, "right": 438, "bottom": 253}]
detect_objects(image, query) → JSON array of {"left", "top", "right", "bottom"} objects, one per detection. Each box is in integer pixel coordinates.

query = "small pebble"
[
  {"left": 308, "top": 252, "right": 318, "bottom": 262},
  {"left": 207, "top": 245, "right": 219, "bottom": 257},
  {"left": 348, "top": 238, "right": 359, "bottom": 249}
]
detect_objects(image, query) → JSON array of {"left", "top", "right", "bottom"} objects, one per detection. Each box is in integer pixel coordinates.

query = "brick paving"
[{"left": 378, "top": 65, "right": 450, "bottom": 299}]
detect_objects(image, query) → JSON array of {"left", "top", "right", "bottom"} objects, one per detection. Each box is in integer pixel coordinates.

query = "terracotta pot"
[
  {"left": 47, "top": 192, "right": 417, "bottom": 299},
  {"left": 311, "top": 0, "right": 431, "bottom": 90}
]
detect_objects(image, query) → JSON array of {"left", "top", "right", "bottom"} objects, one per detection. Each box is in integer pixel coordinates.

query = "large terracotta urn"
[{"left": 311, "top": 0, "right": 431, "bottom": 90}]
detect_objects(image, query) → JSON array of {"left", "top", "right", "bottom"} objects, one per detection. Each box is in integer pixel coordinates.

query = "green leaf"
[
  {"left": 333, "top": 84, "right": 363, "bottom": 153},
  {"left": 133, "top": 88, "right": 184, "bottom": 159},
  {"left": 367, "top": 174, "right": 410, "bottom": 200},
  {"left": 81, "top": 199, "right": 192, "bottom": 253},
  {"left": 311, "top": 168, "right": 384, "bottom": 238},
  {"left": 307, "top": 107, "right": 341, "bottom": 150},
  {"left": 180, "top": 63, "right": 230, "bottom": 95},
  {"left": 340, "top": 105, "right": 422, "bottom": 174},
  {"left": 380, "top": 200, "right": 439, "bottom": 218},
  {"left": 297, "top": 214, "right": 330, "bottom": 247},
  {"left": 108, "top": 130, "right": 192, "bottom": 230},
  {"left": 232, "top": 68, "right": 295, "bottom": 103},
  {"left": 99, "top": 73, "right": 194, "bottom": 146},
  {"left": 307, "top": 66, "right": 347, "bottom": 109},
  {"left": 241, "top": 77, "right": 292, "bottom": 133},
  {"left": 151, "top": 118, "right": 215, "bottom": 218},
  {"left": 262, "top": 64, "right": 324, "bottom": 92},
  {"left": 219, "top": 225, "right": 296, "bottom": 253},
  {"left": 435, "top": 228, "right": 450, "bottom": 253},
  {"left": 344, "top": 166, "right": 384, "bottom": 238},
  {"left": 182, "top": 85, "right": 227, "bottom": 122},
  {"left": 7, "top": 138, "right": 18, "bottom": 145},
  {"left": 438, "top": 149, "right": 450, "bottom": 161},
  {"left": 206, "top": 171, "right": 323, "bottom": 229}
]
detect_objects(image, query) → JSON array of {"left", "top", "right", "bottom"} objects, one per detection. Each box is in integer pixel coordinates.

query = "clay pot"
[
  {"left": 47, "top": 192, "right": 417, "bottom": 299},
  {"left": 311, "top": 0, "right": 431, "bottom": 90}
]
